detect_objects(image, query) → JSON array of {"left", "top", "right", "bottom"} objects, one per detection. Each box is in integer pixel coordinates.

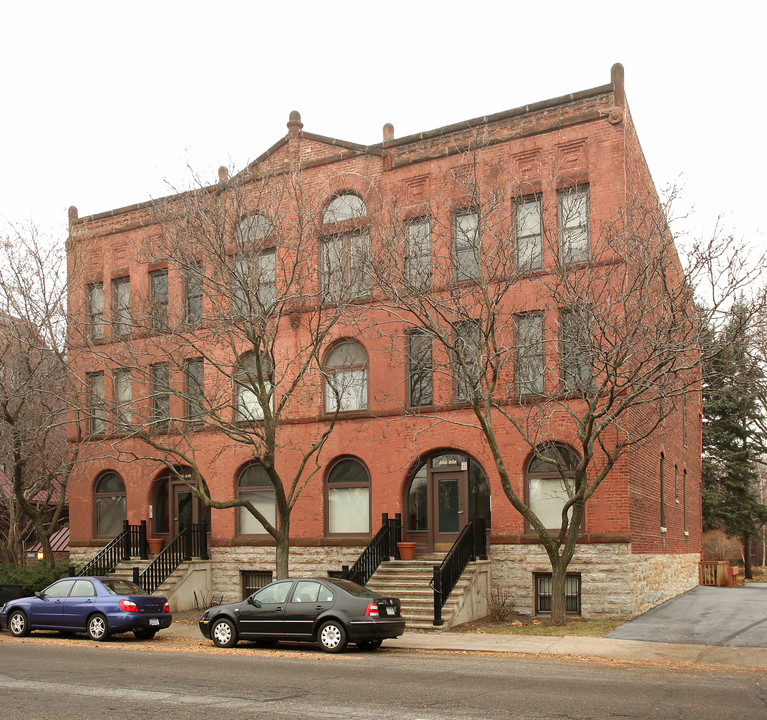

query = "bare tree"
[
  {"left": 73, "top": 164, "right": 366, "bottom": 579},
  {"left": 0, "top": 223, "right": 82, "bottom": 568},
  {"left": 371, "top": 148, "right": 766, "bottom": 624}
]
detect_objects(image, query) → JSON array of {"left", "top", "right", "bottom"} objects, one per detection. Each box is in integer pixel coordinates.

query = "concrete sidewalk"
[{"left": 166, "top": 618, "right": 767, "bottom": 670}]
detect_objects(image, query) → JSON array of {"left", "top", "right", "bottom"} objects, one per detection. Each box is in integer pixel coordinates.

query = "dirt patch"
[{"left": 451, "top": 612, "right": 624, "bottom": 637}]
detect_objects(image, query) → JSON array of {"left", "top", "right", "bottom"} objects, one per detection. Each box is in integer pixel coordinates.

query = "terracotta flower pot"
[
  {"left": 397, "top": 542, "right": 417, "bottom": 561},
  {"left": 148, "top": 538, "right": 163, "bottom": 555}
]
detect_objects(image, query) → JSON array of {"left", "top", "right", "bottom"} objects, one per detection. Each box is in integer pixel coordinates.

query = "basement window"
[
  {"left": 241, "top": 570, "right": 273, "bottom": 600},
  {"left": 534, "top": 572, "right": 581, "bottom": 614}
]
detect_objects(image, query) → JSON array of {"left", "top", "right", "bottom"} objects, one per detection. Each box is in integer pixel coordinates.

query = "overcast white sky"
[{"left": 1, "top": 1, "right": 765, "bottom": 248}]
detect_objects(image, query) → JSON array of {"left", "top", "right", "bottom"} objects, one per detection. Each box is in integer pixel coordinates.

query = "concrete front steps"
[
  {"left": 111, "top": 558, "right": 213, "bottom": 612},
  {"left": 366, "top": 558, "right": 490, "bottom": 631}
]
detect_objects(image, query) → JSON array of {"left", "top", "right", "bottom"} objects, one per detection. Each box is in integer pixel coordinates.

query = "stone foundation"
[
  {"left": 69, "top": 543, "right": 699, "bottom": 618},
  {"left": 491, "top": 543, "right": 700, "bottom": 618}
]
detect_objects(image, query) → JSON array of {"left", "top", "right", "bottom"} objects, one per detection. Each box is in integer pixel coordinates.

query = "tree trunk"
[
  {"left": 274, "top": 515, "right": 290, "bottom": 580},
  {"left": 549, "top": 560, "right": 569, "bottom": 626},
  {"left": 742, "top": 535, "right": 753, "bottom": 580}
]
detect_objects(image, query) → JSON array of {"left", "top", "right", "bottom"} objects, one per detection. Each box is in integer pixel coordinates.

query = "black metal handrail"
[
  {"left": 341, "top": 513, "right": 402, "bottom": 586},
  {"left": 430, "top": 517, "right": 487, "bottom": 626},
  {"left": 77, "top": 520, "right": 148, "bottom": 577},
  {"left": 137, "top": 522, "right": 208, "bottom": 595}
]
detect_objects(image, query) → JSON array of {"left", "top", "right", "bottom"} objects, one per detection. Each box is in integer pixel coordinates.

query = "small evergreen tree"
[{"left": 702, "top": 300, "right": 767, "bottom": 579}]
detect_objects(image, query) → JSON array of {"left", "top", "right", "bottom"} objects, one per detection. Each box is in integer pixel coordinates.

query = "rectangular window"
[
  {"left": 111, "top": 277, "right": 130, "bottom": 337},
  {"left": 184, "top": 263, "right": 203, "bottom": 324},
  {"left": 149, "top": 269, "right": 169, "bottom": 331},
  {"left": 321, "top": 232, "right": 371, "bottom": 302},
  {"left": 241, "top": 570, "right": 272, "bottom": 600},
  {"left": 184, "top": 359, "right": 204, "bottom": 422},
  {"left": 660, "top": 453, "right": 666, "bottom": 530},
  {"left": 535, "top": 573, "right": 581, "bottom": 614},
  {"left": 405, "top": 219, "right": 432, "bottom": 289},
  {"left": 151, "top": 362, "right": 170, "bottom": 431},
  {"left": 407, "top": 330, "right": 433, "bottom": 407},
  {"left": 113, "top": 368, "right": 132, "bottom": 429},
  {"left": 515, "top": 312, "right": 545, "bottom": 396},
  {"left": 257, "top": 248, "right": 277, "bottom": 310},
  {"left": 560, "top": 309, "right": 592, "bottom": 393},
  {"left": 86, "top": 282, "right": 104, "bottom": 342},
  {"left": 559, "top": 187, "right": 589, "bottom": 264},
  {"left": 454, "top": 321, "right": 482, "bottom": 402},
  {"left": 87, "top": 371, "right": 105, "bottom": 435},
  {"left": 515, "top": 196, "right": 542, "bottom": 271},
  {"left": 453, "top": 210, "right": 480, "bottom": 282}
]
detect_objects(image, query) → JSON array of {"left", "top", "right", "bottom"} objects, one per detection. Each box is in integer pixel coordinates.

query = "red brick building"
[{"left": 67, "top": 64, "right": 701, "bottom": 619}]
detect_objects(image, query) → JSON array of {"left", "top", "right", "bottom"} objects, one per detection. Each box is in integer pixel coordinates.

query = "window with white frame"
[
  {"left": 407, "top": 329, "right": 433, "bottom": 407},
  {"left": 111, "top": 277, "right": 130, "bottom": 337},
  {"left": 87, "top": 282, "right": 104, "bottom": 341},
  {"left": 515, "top": 196, "right": 543, "bottom": 271},
  {"left": 184, "top": 262, "right": 203, "bottom": 324},
  {"left": 88, "top": 371, "right": 105, "bottom": 435},
  {"left": 515, "top": 312, "right": 545, "bottom": 396},
  {"left": 149, "top": 269, "right": 169, "bottom": 331},
  {"left": 112, "top": 368, "right": 132, "bottom": 429},
  {"left": 184, "top": 358, "right": 204, "bottom": 423},
  {"left": 453, "top": 209, "right": 481, "bottom": 282},
  {"left": 237, "top": 464, "right": 276, "bottom": 535},
  {"left": 526, "top": 444, "right": 580, "bottom": 530},
  {"left": 559, "top": 187, "right": 589, "bottom": 264},
  {"left": 454, "top": 320, "right": 482, "bottom": 402},
  {"left": 321, "top": 194, "right": 370, "bottom": 302},
  {"left": 405, "top": 218, "right": 432, "bottom": 289},
  {"left": 150, "top": 362, "right": 170, "bottom": 431},
  {"left": 235, "top": 353, "right": 273, "bottom": 422},
  {"left": 560, "top": 308, "right": 592, "bottom": 393},
  {"left": 324, "top": 341, "right": 368, "bottom": 413},
  {"left": 94, "top": 471, "right": 126, "bottom": 537},
  {"left": 326, "top": 457, "right": 370, "bottom": 534}
]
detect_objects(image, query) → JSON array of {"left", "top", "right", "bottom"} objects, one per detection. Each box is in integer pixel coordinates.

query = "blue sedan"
[{"left": 0, "top": 576, "right": 172, "bottom": 641}]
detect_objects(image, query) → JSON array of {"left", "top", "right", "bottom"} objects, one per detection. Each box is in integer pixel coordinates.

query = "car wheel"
[
  {"left": 87, "top": 613, "right": 110, "bottom": 642},
  {"left": 356, "top": 639, "right": 383, "bottom": 651},
  {"left": 317, "top": 620, "right": 347, "bottom": 653},
  {"left": 211, "top": 618, "right": 238, "bottom": 648},
  {"left": 133, "top": 628, "right": 157, "bottom": 640},
  {"left": 8, "top": 610, "right": 30, "bottom": 637}
]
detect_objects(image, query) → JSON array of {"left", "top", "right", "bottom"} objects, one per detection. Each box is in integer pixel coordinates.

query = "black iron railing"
[
  {"left": 136, "top": 522, "right": 208, "bottom": 595},
  {"left": 77, "top": 520, "right": 148, "bottom": 577},
  {"left": 341, "top": 513, "right": 402, "bottom": 586},
  {"left": 430, "top": 517, "right": 487, "bottom": 626}
]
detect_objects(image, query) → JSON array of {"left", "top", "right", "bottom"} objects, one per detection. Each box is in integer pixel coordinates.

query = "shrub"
[
  {"left": 489, "top": 583, "right": 514, "bottom": 622},
  {"left": 0, "top": 562, "right": 72, "bottom": 595},
  {"left": 702, "top": 529, "right": 741, "bottom": 563}
]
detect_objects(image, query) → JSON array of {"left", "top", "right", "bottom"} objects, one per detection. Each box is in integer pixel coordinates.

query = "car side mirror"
[
  {"left": 35, "top": 592, "right": 43, "bottom": 599},
  {"left": 247, "top": 596, "right": 262, "bottom": 608}
]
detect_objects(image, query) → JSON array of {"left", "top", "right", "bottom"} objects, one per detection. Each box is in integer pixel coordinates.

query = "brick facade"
[{"left": 67, "top": 64, "right": 702, "bottom": 618}]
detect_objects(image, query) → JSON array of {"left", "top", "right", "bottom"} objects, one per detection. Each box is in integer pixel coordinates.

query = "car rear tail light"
[
  {"left": 119, "top": 599, "right": 139, "bottom": 612},
  {"left": 163, "top": 601, "right": 170, "bottom": 612},
  {"left": 365, "top": 602, "right": 380, "bottom": 617}
]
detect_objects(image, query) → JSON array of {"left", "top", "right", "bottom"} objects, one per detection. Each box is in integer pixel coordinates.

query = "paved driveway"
[{"left": 607, "top": 583, "right": 767, "bottom": 647}]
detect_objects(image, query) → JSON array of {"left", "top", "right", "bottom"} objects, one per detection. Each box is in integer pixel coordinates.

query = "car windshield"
[
  {"left": 325, "top": 578, "right": 379, "bottom": 598},
  {"left": 100, "top": 579, "right": 148, "bottom": 596}
]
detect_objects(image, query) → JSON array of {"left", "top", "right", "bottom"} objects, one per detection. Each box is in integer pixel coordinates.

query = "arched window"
[
  {"left": 238, "top": 464, "right": 276, "bottom": 535},
  {"left": 322, "top": 194, "right": 367, "bottom": 224},
  {"left": 323, "top": 341, "right": 368, "bottom": 413},
  {"left": 326, "top": 458, "right": 370, "bottom": 534},
  {"left": 321, "top": 194, "right": 370, "bottom": 301},
  {"left": 94, "top": 472, "right": 126, "bottom": 537},
  {"left": 235, "top": 352, "right": 273, "bottom": 421},
  {"left": 526, "top": 444, "right": 580, "bottom": 530}
]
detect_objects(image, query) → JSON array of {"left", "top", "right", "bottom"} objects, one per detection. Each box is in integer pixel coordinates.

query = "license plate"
[
  {"left": 386, "top": 606, "right": 395, "bottom": 616},
  {"left": 149, "top": 618, "right": 160, "bottom": 626}
]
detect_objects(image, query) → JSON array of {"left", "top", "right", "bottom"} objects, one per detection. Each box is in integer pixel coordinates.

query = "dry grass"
[{"left": 453, "top": 614, "right": 624, "bottom": 637}]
